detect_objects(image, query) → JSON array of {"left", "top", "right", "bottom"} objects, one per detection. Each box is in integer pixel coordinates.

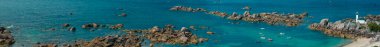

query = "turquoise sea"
[{"left": 1, "top": 0, "right": 380, "bottom": 47}]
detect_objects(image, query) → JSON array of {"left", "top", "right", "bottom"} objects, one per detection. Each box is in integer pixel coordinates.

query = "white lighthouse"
[
  {"left": 355, "top": 12, "right": 366, "bottom": 24},
  {"left": 356, "top": 12, "right": 359, "bottom": 22}
]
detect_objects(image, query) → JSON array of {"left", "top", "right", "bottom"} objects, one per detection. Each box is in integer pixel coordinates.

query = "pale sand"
[{"left": 344, "top": 38, "right": 380, "bottom": 47}]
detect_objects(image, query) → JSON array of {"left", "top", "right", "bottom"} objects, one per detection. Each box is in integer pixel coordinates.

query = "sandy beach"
[{"left": 344, "top": 38, "right": 380, "bottom": 47}]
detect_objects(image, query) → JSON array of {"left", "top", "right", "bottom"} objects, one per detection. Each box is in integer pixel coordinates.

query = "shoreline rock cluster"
[
  {"left": 309, "top": 15, "right": 380, "bottom": 47},
  {"left": 170, "top": 6, "right": 308, "bottom": 26},
  {"left": 36, "top": 25, "right": 211, "bottom": 47},
  {"left": 0, "top": 27, "right": 15, "bottom": 47},
  {"left": 309, "top": 18, "right": 376, "bottom": 39}
]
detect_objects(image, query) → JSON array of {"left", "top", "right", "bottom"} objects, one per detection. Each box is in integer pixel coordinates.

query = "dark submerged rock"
[
  {"left": 118, "top": 13, "right": 127, "bottom": 17},
  {"left": 68, "top": 27, "right": 76, "bottom": 32},
  {"left": 63, "top": 23, "right": 70, "bottom": 27}
]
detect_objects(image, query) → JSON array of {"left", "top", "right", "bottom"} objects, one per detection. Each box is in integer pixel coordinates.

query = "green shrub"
[{"left": 367, "top": 22, "right": 380, "bottom": 32}]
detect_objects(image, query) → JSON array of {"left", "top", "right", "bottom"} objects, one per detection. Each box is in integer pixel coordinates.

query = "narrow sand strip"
[{"left": 344, "top": 38, "right": 380, "bottom": 47}]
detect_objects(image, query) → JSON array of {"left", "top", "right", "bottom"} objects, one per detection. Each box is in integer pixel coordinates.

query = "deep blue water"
[{"left": 0, "top": 0, "right": 380, "bottom": 47}]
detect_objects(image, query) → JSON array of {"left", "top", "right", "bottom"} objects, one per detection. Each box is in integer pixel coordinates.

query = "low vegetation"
[{"left": 367, "top": 22, "right": 380, "bottom": 32}]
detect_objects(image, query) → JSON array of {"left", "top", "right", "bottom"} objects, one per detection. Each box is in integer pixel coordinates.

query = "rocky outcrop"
[
  {"left": 170, "top": 6, "right": 308, "bottom": 26},
  {"left": 37, "top": 25, "right": 211, "bottom": 47},
  {"left": 141, "top": 25, "right": 208, "bottom": 45},
  {"left": 207, "top": 11, "right": 229, "bottom": 17},
  {"left": 226, "top": 12, "right": 242, "bottom": 20},
  {"left": 81, "top": 23, "right": 124, "bottom": 30},
  {"left": 35, "top": 43, "right": 57, "bottom": 47},
  {"left": 239, "top": 12, "right": 307, "bottom": 26},
  {"left": 110, "top": 24, "right": 123, "bottom": 29},
  {"left": 209, "top": 11, "right": 307, "bottom": 26},
  {"left": 170, "top": 6, "right": 207, "bottom": 12},
  {"left": 309, "top": 18, "right": 375, "bottom": 39},
  {"left": 36, "top": 34, "right": 143, "bottom": 47},
  {"left": 0, "top": 27, "right": 15, "bottom": 47},
  {"left": 365, "top": 15, "right": 380, "bottom": 21}
]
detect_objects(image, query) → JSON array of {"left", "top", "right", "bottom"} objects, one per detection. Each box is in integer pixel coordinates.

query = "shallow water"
[{"left": 0, "top": 0, "right": 379, "bottom": 47}]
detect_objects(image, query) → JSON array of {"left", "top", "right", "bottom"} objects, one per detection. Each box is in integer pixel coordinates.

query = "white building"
[{"left": 356, "top": 12, "right": 366, "bottom": 24}]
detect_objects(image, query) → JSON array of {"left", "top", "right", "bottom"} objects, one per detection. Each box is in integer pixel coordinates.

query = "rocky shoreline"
[
  {"left": 170, "top": 6, "right": 308, "bottom": 26},
  {"left": 309, "top": 19, "right": 372, "bottom": 39},
  {"left": 309, "top": 14, "right": 380, "bottom": 47},
  {"left": 0, "top": 27, "right": 15, "bottom": 47},
  {"left": 36, "top": 24, "right": 211, "bottom": 47},
  {"left": 309, "top": 14, "right": 380, "bottom": 39}
]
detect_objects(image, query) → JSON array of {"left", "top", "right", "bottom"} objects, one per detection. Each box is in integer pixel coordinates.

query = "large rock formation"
[
  {"left": 309, "top": 18, "right": 375, "bottom": 39},
  {"left": 170, "top": 6, "right": 207, "bottom": 12},
  {"left": 36, "top": 25, "right": 210, "bottom": 47},
  {"left": 80, "top": 23, "right": 124, "bottom": 30},
  {"left": 238, "top": 12, "right": 307, "bottom": 26},
  {"left": 319, "top": 19, "right": 329, "bottom": 26},
  {"left": 170, "top": 6, "right": 308, "bottom": 26},
  {"left": 0, "top": 27, "right": 15, "bottom": 47}
]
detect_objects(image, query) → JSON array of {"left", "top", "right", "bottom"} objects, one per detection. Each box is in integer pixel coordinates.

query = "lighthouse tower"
[
  {"left": 355, "top": 12, "right": 366, "bottom": 24},
  {"left": 355, "top": 12, "right": 359, "bottom": 22}
]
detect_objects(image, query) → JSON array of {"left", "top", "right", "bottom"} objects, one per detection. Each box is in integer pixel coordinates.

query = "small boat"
[
  {"left": 268, "top": 38, "right": 273, "bottom": 41},
  {"left": 260, "top": 28, "right": 265, "bottom": 30},
  {"left": 260, "top": 36, "right": 266, "bottom": 39},
  {"left": 279, "top": 32, "right": 285, "bottom": 35}
]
